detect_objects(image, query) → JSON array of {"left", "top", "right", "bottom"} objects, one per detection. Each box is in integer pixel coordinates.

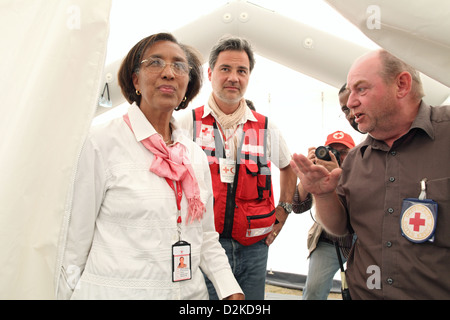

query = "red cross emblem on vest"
[
  {"left": 202, "top": 127, "right": 210, "bottom": 135},
  {"left": 198, "top": 124, "right": 214, "bottom": 147}
]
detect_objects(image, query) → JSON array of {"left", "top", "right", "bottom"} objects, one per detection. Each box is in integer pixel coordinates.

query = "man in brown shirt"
[{"left": 291, "top": 49, "right": 450, "bottom": 299}]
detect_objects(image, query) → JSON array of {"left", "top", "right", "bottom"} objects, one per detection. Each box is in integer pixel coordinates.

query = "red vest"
[{"left": 193, "top": 106, "right": 275, "bottom": 246}]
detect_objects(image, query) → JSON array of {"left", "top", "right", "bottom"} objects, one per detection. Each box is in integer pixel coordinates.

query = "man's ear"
[
  {"left": 396, "top": 71, "right": 412, "bottom": 99},
  {"left": 207, "top": 67, "right": 212, "bottom": 82}
]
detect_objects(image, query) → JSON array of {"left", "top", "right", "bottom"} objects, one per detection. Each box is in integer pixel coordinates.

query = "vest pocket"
[
  {"left": 231, "top": 200, "right": 276, "bottom": 245},
  {"left": 236, "top": 162, "right": 271, "bottom": 200},
  {"left": 246, "top": 209, "right": 276, "bottom": 238}
]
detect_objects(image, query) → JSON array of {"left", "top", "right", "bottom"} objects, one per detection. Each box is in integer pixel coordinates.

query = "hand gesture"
[{"left": 290, "top": 153, "right": 341, "bottom": 196}]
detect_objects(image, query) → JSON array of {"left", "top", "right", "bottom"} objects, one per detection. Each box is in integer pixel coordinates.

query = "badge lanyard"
[
  {"left": 165, "top": 178, "right": 192, "bottom": 282},
  {"left": 217, "top": 124, "right": 242, "bottom": 184},
  {"left": 217, "top": 123, "right": 242, "bottom": 159},
  {"left": 418, "top": 178, "right": 427, "bottom": 200},
  {"left": 165, "top": 178, "right": 183, "bottom": 241}
]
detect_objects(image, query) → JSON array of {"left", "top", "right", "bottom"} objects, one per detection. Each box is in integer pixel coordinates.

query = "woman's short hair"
[{"left": 118, "top": 32, "right": 203, "bottom": 110}]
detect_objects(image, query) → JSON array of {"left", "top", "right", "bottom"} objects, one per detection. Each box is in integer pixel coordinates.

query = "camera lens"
[{"left": 315, "top": 146, "right": 331, "bottom": 161}]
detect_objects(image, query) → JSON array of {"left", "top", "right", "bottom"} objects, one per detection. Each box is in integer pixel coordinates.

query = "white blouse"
[{"left": 57, "top": 104, "right": 242, "bottom": 300}]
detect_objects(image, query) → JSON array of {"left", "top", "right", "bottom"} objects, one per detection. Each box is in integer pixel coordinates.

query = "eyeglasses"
[{"left": 140, "top": 57, "right": 191, "bottom": 76}]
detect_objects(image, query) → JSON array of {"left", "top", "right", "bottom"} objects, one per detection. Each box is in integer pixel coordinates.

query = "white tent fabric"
[
  {"left": 325, "top": 0, "right": 450, "bottom": 88},
  {"left": 0, "top": 0, "right": 111, "bottom": 299},
  {"left": 98, "top": 0, "right": 450, "bottom": 119},
  {"left": 1, "top": 0, "right": 450, "bottom": 300}
]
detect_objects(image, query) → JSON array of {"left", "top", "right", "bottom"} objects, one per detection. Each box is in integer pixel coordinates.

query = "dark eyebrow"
[
  {"left": 146, "top": 54, "right": 162, "bottom": 59},
  {"left": 219, "top": 64, "right": 249, "bottom": 71}
]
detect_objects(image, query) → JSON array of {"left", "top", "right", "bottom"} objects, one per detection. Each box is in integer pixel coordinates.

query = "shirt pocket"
[{"left": 426, "top": 177, "right": 450, "bottom": 248}]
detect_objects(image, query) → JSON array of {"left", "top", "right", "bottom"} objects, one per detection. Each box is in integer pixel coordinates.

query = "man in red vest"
[{"left": 178, "top": 36, "right": 297, "bottom": 299}]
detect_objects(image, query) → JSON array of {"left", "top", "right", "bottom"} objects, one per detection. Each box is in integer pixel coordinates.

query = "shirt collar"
[
  {"left": 127, "top": 102, "right": 180, "bottom": 142},
  {"left": 409, "top": 101, "right": 434, "bottom": 140},
  {"left": 359, "top": 100, "right": 434, "bottom": 155},
  {"left": 202, "top": 102, "right": 258, "bottom": 124}
]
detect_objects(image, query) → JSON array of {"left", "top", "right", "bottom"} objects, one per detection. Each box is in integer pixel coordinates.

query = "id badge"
[
  {"left": 400, "top": 198, "right": 438, "bottom": 243},
  {"left": 219, "top": 158, "right": 236, "bottom": 184},
  {"left": 172, "top": 241, "right": 192, "bottom": 282}
]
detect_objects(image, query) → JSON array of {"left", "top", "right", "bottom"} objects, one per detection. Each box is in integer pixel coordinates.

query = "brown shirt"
[{"left": 337, "top": 102, "right": 450, "bottom": 299}]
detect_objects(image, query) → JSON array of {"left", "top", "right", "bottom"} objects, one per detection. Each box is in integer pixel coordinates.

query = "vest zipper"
[{"left": 222, "top": 168, "right": 239, "bottom": 238}]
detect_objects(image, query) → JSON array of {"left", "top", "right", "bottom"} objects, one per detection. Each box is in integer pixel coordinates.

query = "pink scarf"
[{"left": 123, "top": 114, "right": 205, "bottom": 223}]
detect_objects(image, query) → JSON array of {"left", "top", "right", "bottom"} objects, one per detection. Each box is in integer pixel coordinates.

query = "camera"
[{"left": 315, "top": 146, "right": 340, "bottom": 165}]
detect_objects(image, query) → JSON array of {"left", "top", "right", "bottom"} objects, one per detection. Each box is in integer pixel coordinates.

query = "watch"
[{"left": 278, "top": 202, "right": 293, "bottom": 214}]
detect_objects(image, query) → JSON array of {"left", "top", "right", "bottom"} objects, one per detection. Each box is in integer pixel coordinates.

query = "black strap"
[
  {"left": 334, "top": 241, "right": 345, "bottom": 272},
  {"left": 334, "top": 241, "right": 352, "bottom": 300},
  {"left": 192, "top": 109, "right": 197, "bottom": 142}
]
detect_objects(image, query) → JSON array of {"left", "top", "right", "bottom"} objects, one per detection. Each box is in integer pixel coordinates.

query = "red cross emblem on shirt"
[
  {"left": 409, "top": 212, "right": 426, "bottom": 231},
  {"left": 400, "top": 202, "right": 436, "bottom": 243}
]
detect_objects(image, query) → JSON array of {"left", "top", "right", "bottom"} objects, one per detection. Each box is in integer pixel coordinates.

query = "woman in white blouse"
[{"left": 57, "top": 33, "right": 243, "bottom": 300}]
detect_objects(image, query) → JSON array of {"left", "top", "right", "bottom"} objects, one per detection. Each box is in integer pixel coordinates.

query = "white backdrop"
[
  {"left": 1, "top": 0, "right": 449, "bottom": 299},
  {"left": 0, "top": 0, "right": 111, "bottom": 299},
  {"left": 326, "top": 0, "right": 450, "bottom": 88}
]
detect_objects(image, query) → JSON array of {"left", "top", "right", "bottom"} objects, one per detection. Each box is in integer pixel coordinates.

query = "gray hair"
[
  {"left": 378, "top": 49, "right": 424, "bottom": 101},
  {"left": 209, "top": 36, "right": 255, "bottom": 72}
]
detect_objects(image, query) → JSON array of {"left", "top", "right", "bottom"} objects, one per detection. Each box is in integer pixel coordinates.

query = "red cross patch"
[
  {"left": 200, "top": 125, "right": 214, "bottom": 139},
  {"left": 401, "top": 203, "right": 436, "bottom": 243}
]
